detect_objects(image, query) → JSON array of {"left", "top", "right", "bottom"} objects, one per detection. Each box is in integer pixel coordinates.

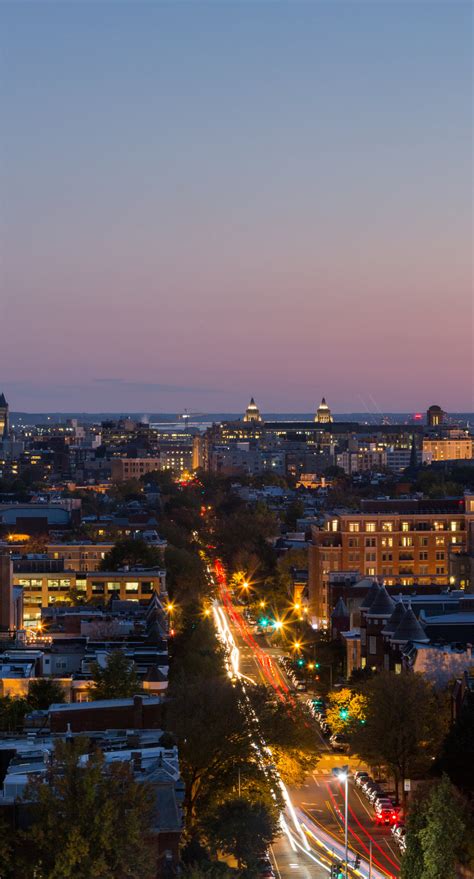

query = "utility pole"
[{"left": 369, "top": 839, "right": 372, "bottom": 879}]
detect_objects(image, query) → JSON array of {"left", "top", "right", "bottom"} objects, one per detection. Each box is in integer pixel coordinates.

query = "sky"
[{"left": 0, "top": 0, "right": 472, "bottom": 414}]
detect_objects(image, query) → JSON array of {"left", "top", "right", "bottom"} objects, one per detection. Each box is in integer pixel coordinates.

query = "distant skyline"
[{"left": 1, "top": 2, "right": 472, "bottom": 412}]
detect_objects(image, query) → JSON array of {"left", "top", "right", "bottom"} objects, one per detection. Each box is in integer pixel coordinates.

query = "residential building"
[
  {"left": 111, "top": 457, "right": 161, "bottom": 482},
  {"left": 308, "top": 494, "right": 474, "bottom": 628}
]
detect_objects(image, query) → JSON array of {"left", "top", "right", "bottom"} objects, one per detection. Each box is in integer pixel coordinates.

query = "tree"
[
  {"left": 350, "top": 672, "right": 448, "bottom": 804},
  {"left": 89, "top": 650, "right": 141, "bottom": 700},
  {"left": 22, "top": 738, "right": 157, "bottom": 879},
  {"left": 401, "top": 777, "right": 467, "bottom": 879},
  {"left": 419, "top": 776, "right": 466, "bottom": 879},
  {"left": 204, "top": 798, "right": 279, "bottom": 870},
  {"left": 0, "top": 815, "right": 14, "bottom": 878},
  {"left": 0, "top": 695, "right": 30, "bottom": 732},
  {"left": 28, "top": 679, "right": 66, "bottom": 711},
  {"left": 99, "top": 538, "right": 161, "bottom": 571},
  {"left": 249, "top": 687, "right": 320, "bottom": 786},
  {"left": 325, "top": 688, "right": 366, "bottom": 736},
  {"left": 435, "top": 697, "right": 474, "bottom": 797},
  {"left": 165, "top": 676, "right": 258, "bottom": 824}
]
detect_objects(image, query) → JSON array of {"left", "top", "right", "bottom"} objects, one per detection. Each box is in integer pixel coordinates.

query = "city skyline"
[{"left": 1, "top": 2, "right": 472, "bottom": 412}]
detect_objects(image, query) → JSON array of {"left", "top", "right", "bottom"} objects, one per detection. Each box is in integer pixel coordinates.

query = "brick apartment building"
[{"left": 308, "top": 493, "right": 474, "bottom": 628}]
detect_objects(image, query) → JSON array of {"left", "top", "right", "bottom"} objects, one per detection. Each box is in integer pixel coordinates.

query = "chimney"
[
  {"left": 131, "top": 751, "right": 142, "bottom": 772},
  {"left": 0, "top": 554, "right": 14, "bottom": 633}
]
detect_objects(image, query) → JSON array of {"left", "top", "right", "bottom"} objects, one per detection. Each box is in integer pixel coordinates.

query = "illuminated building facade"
[
  {"left": 314, "top": 397, "right": 333, "bottom": 424},
  {"left": 0, "top": 394, "right": 9, "bottom": 439},
  {"left": 308, "top": 494, "right": 474, "bottom": 627}
]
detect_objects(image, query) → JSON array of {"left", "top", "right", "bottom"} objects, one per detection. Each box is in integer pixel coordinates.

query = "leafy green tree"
[
  {"left": 165, "top": 676, "right": 259, "bottom": 824},
  {"left": 28, "top": 679, "right": 66, "bottom": 710},
  {"left": 435, "top": 698, "right": 474, "bottom": 797},
  {"left": 0, "top": 695, "right": 30, "bottom": 732},
  {"left": 419, "top": 776, "right": 466, "bottom": 879},
  {"left": 0, "top": 815, "right": 14, "bottom": 878},
  {"left": 325, "top": 688, "right": 367, "bottom": 736},
  {"left": 284, "top": 499, "right": 305, "bottom": 531},
  {"left": 89, "top": 650, "right": 141, "bottom": 700},
  {"left": 99, "top": 537, "right": 161, "bottom": 571},
  {"left": 22, "top": 738, "right": 157, "bottom": 879},
  {"left": 249, "top": 686, "right": 320, "bottom": 786},
  {"left": 204, "top": 798, "right": 279, "bottom": 869},
  {"left": 400, "top": 783, "right": 431, "bottom": 879},
  {"left": 350, "top": 672, "right": 448, "bottom": 803}
]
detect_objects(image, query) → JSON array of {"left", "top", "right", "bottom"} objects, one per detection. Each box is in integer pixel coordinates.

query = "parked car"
[
  {"left": 354, "top": 771, "right": 369, "bottom": 786},
  {"left": 330, "top": 734, "right": 350, "bottom": 752},
  {"left": 369, "top": 787, "right": 385, "bottom": 804},
  {"left": 361, "top": 778, "right": 375, "bottom": 794},
  {"left": 296, "top": 681, "right": 307, "bottom": 692}
]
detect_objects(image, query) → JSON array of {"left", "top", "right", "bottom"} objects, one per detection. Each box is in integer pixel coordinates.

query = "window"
[
  {"left": 420, "top": 565, "right": 428, "bottom": 575},
  {"left": 382, "top": 537, "right": 393, "bottom": 548},
  {"left": 348, "top": 538, "right": 358, "bottom": 548},
  {"left": 436, "top": 552, "right": 445, "bottom": 561},
  {"left": 382, "top": 553, "right": 393, "bottom": 562},
  {"left": 382, "top": 522, "right": 393, "bottom": 532},
  {"left": 434, "top": 522, "right": 445, "bottom": 531},
  {"left": 366, "top": 523, "right": 376, "bottom": 533},
  {"left": 92, "top": 583, "right": 104, "bottom": 594},
  {"left": 367, "top": 567, "right": 376, "bottom": 576},
  {"left": 125, "top": 581, "right": 139, "bottom": 593},
  {"left": 401, "top": 536, "right": 414, "bottom": 547},
  {"left": 422, "top": 537, "right": 429, "bottom": 547},
  {"left": 401, "top": 522, "right": 409, "bottom": 532},
  {"left": 436, "top": 566, "right": 445, "bottom": 575},
  {"left": 436, "top": 536, "right": 445, "bottom": 546},
  {"left": 419, "top": 551, "right": 428, "bottom": 561},
  {"left": 450, "top": 521, "right": 459, "bottom": 532},
  {"left": 349, "top": 523, "right": 360, "bottom": 533},
  {"left": 366, "top": 552, "right": 376, "bottom": 562},
  {"left": 369, "top": 636, "right": 377, "bottom": 654},
  {"left": 365, "top": 537, "right": 376, "bottom": 547}
]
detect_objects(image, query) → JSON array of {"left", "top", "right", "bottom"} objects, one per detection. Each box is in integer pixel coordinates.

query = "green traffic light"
[
  {"left": 297, "top": 658, "right": 305, "bottom": 667},
  {"left": 315, "top": 662, "right": 320, "bottom": 668},
  {"left": 339, "top": 708, "right": 349, "bottom": 720}
]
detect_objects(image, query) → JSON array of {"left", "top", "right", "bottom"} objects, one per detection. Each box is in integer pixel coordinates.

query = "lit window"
[
  {"left": 349, "top": 523, "right": 360, "bottom": 533},
  {"left": 366, "top": 523, "right": 376, "bottom": 533},
  {"left": 450, "top": 521, "right": 459, "bottom": 531},
  {"left": 382, "top": 522, "right": 393, "bottom": 532},
  {"left": 401, "top": 522, "right": 409, "bottom": 532}
]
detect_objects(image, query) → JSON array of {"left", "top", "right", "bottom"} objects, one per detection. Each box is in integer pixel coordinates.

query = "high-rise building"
[
  {"left": 0, "top": 393, "right": 9, "bottom": 439},
  {"left": 314, "top": 397, "right": 333, "bottom": 424},
  {"left": 243, "top": 397, "right": 262, "bottom": 423}
]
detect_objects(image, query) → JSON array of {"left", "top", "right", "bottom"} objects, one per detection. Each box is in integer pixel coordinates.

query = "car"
[
  {"left": 296, "top": 681, "right": 307, "bottom": 691},
  {"left": 391, "top": 823, "right": 405, "bottom": 840},
  {"left": 368, "top": 787, "right": 384, "bottom": 803},
  {"left": 330, "top": 735, "right": 350, "bottom": 752},
  {"left": 374, "top": 797, "right": 394, "bottom": 812},
  {"left": 355, "top": 772, "right": 369, "bottom": 787},
  {"left": 361, "top": 778, "right": 375, "bottom": 793},
  {"left": 399, "top": 836, "right": 407, "bottom": 854},
  {"left": 374, "top": 804, "right": 398, "bottom": 826}
]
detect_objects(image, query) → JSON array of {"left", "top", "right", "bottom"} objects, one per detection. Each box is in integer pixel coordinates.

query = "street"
[{"left": 214, "top": 565, "right": 401, "bottom": 879}]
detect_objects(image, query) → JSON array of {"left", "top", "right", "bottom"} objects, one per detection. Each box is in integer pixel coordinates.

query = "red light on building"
[{"left": 413, "top": 413, "right": 423, "bottom": 420}]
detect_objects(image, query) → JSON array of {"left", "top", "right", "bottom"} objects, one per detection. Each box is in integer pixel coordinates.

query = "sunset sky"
[{"left": 0, "top": 1, "right": 472, "bottom": 413}]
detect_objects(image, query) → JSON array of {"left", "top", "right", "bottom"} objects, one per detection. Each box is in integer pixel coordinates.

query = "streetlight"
[{"left": 332, "top": 767, "right": 349, "bottom": 879}]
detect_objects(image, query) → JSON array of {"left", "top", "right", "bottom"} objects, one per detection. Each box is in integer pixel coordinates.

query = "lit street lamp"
[{"left": 332, "top": 767, "right": 349, "bottom": 879}]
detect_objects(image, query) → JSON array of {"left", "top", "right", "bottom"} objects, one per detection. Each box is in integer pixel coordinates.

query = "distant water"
[{"left": 10, "top": 411, "right": 474, "bottom": 428}]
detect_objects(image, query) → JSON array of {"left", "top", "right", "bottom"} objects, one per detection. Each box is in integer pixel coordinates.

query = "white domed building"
[
  {"left": 314, "top": 397, "right": 333, "bottom": 424},
  {"left": 243, "top": 397, "right": 262, "bottom": 423}
]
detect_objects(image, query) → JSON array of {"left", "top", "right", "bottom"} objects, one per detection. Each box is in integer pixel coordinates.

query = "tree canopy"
[
  {"left": 99, "top": 537, "right": 162, "bottom": 571},
  {"left": 21, "top": 738, "right": 157, "bottom": 879},
  {"left": 203, "top": 798, "right": 279, "bottom": 870},
  {"left": 350, "top": 672, "right": 448, "bottom": 803},
  {"left": 401, "top": 776, "right": 469, "bottom": 879},
  {"left": 89, "top": 650, "right": 142, "bottom": 700},
  {"left": 28, "top": 679, "right": 66, "bottom": 711}
]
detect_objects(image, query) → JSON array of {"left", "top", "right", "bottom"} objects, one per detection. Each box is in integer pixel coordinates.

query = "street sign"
[{"left": 404, "top": 779, "right": 411, "bottom": 791}]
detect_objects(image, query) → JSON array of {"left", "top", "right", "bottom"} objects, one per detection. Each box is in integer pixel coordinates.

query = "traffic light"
[
  {"left": 297, "top": 658, "right": 305, "bottom": 667},
  {"left": 259, "top": 617, "right": 269, "bottom": 627},
  {"left": 339, "top": 708, "right": 349, "bottom": 720},
  {"left": 330, "top": 864, "right": 344, "bottom": 879},
  {"left": 354, "top": 854, "right": 361, "bottom": 869},
  {"left": 315, "top": 661, "right": 320, "bottom": 669}
]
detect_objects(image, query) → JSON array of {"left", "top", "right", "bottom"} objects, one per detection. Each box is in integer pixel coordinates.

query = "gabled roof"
[
  {"left": 359, "top": 580, "right": 381, "bottom": 611},
  {"left": 382, "top": 598, "right": 406, "bottom": 635},
  {"left": 0, "top": 393, "right": 7, "bottom": 407},
  {"left": 332, "top": 596, "right": 349, "bottom": 618},
  {"left": 366, "top": 585, "right": 395, "bottom": 618},
  {"left": 391, "top": 605, "right": 429, "bottom": 644}
]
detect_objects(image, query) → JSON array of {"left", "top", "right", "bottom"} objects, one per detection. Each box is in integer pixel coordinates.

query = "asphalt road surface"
[{"left": 215, "top": 570, "right": 401, "bottom": 879}]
